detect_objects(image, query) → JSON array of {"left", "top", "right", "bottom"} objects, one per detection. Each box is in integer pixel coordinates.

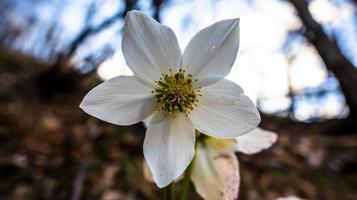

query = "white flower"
[
  {"left": 80, "top": 10, "right": 260, "bottom": 188},
  {"left": 191, "top": 137, "right": 240, "bottom": 200},
  {"left": 190, "top": 128, "right": 278, "bottom": 200},
  {"left": 143, "top": 128, "right": 278, "bottom": 199}
]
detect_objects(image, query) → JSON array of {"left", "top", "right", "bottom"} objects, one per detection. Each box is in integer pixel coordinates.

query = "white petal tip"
[
  {"left": 144, "top": 113, "right": 195, "bottom": 189},
  {"left": 79, "top": 100, "right": 86, "bottom": 109},
  {"left": 236, "top": 128, "right": 279, "bottom": 154},
  {"left": 232, "top": 18, "right": 240, "bottom": 23},
  {"left": 226, "top": 18, "right": 240, "bottom": 29},
  {"left": 155, "top": 179, "right": 171, "bottom": 188},
  {"left": 78, "top": 99, "right": 89, "bottom": 113},
  {"left": 127, "top": 10, "right": 143, "bottom": 16}
]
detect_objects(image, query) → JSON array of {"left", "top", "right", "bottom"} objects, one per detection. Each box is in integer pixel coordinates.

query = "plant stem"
[
  {"left": 180, "top": 164, "right": 193, "bottom": 200},
  {"left": 166, "top": 182, "right": 176, "bottom": 200}
]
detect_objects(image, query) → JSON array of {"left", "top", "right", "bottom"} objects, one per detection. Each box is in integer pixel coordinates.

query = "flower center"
[{"left": 153, "top": 69, "right": 201, "bottom": 115}]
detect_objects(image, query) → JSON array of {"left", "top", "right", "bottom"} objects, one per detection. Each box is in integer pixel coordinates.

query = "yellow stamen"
[{"left": 154, "top": 69, "right": 200, "bottom": 115}]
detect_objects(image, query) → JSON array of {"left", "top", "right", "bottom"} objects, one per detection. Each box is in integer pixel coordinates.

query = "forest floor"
[{"left": 1, "top": 48, "right": 357, "bottom": 200}]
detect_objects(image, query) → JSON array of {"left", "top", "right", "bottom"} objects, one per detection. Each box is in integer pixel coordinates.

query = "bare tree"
[
  {"left": 36, "top": 0, "right": 140, "bottom": 97},
  {"left": 261, "top": 0, "right": 357, "bottom": 134},
  {"left": 289, "top": 0, "right": 357, "bottom": 117},
  {"left": 55, "top": 2, "right": 124, "bottom": 72}
]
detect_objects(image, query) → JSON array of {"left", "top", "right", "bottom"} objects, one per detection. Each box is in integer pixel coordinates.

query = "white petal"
[
  {"left": 236, "top": 128, "right": 278, "bottom": 155},
  {"left": 142, "top": 110, "right": 167, "bottom": 128},
  {"left": 189, "top": 79, "right": 260, "bottom": 139},
  {"left": 80, "top": 76, "right": 156, "bottom": 125},
  {"left": 143, "top": 113, "right": 195, "bottom": 188},
  {"left": 191, "top": 139, "right": 240, "bottom": 200},
  {"left": 183, "top": 19, "right": 240, "bottom": 87},
  {"left": 122, "top": 10, "right": 182, "bottom": 85},
  {"left": 277, "top": 196, "right": 306, "bottom": 200},
  {"left": 142, "top": 160, "right": 184, "bottom": 184}
]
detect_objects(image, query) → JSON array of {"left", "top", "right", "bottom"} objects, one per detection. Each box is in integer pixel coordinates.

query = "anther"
[{"left": 153, "top": 68, "right": 201, "bottom": 115}]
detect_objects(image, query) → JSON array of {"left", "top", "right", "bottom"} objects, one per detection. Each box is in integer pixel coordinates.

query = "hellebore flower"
[
  {"left": 190, "top": 128, "right": 277, "bottom": 200},
  {"left": 80, "top": 10, "right": 260, "bottom": 188},
  {"left": 143, "top": 128, "right": 278, "bottom": 199}
]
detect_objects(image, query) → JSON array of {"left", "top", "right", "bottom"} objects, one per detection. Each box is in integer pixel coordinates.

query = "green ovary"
[{"left": 153, "top": 69, "right": 201, "bottom": 115}]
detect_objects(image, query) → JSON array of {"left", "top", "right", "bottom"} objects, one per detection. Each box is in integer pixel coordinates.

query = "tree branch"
[
  {"left": 60, "top": 13, "right": 122, "bottom": 68},
  {"left": 56, "top": 0, "right": 138, "bottom": 71},
  {"left": 288, "top": 0, "right": 357, "bottom": 118},
  {"left": 71, "top": 162, "right": 88, "bottom": 200},
  {"left": 152, "top": 0, "right": 164, "bottom": 22}
]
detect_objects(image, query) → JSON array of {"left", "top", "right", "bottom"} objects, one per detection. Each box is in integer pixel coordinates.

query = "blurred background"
[{"left": 0, "top": 0, "right": 356, "bottom": 199}]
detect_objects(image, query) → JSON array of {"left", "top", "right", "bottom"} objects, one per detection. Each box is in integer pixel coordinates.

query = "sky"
[{"left": 4, "top": 0, "right": 356, "bottom": 121}]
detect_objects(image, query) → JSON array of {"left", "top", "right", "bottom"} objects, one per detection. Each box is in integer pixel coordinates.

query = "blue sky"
[{"left": 5, "top": 0, "right": 357, "bottom": 121}]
